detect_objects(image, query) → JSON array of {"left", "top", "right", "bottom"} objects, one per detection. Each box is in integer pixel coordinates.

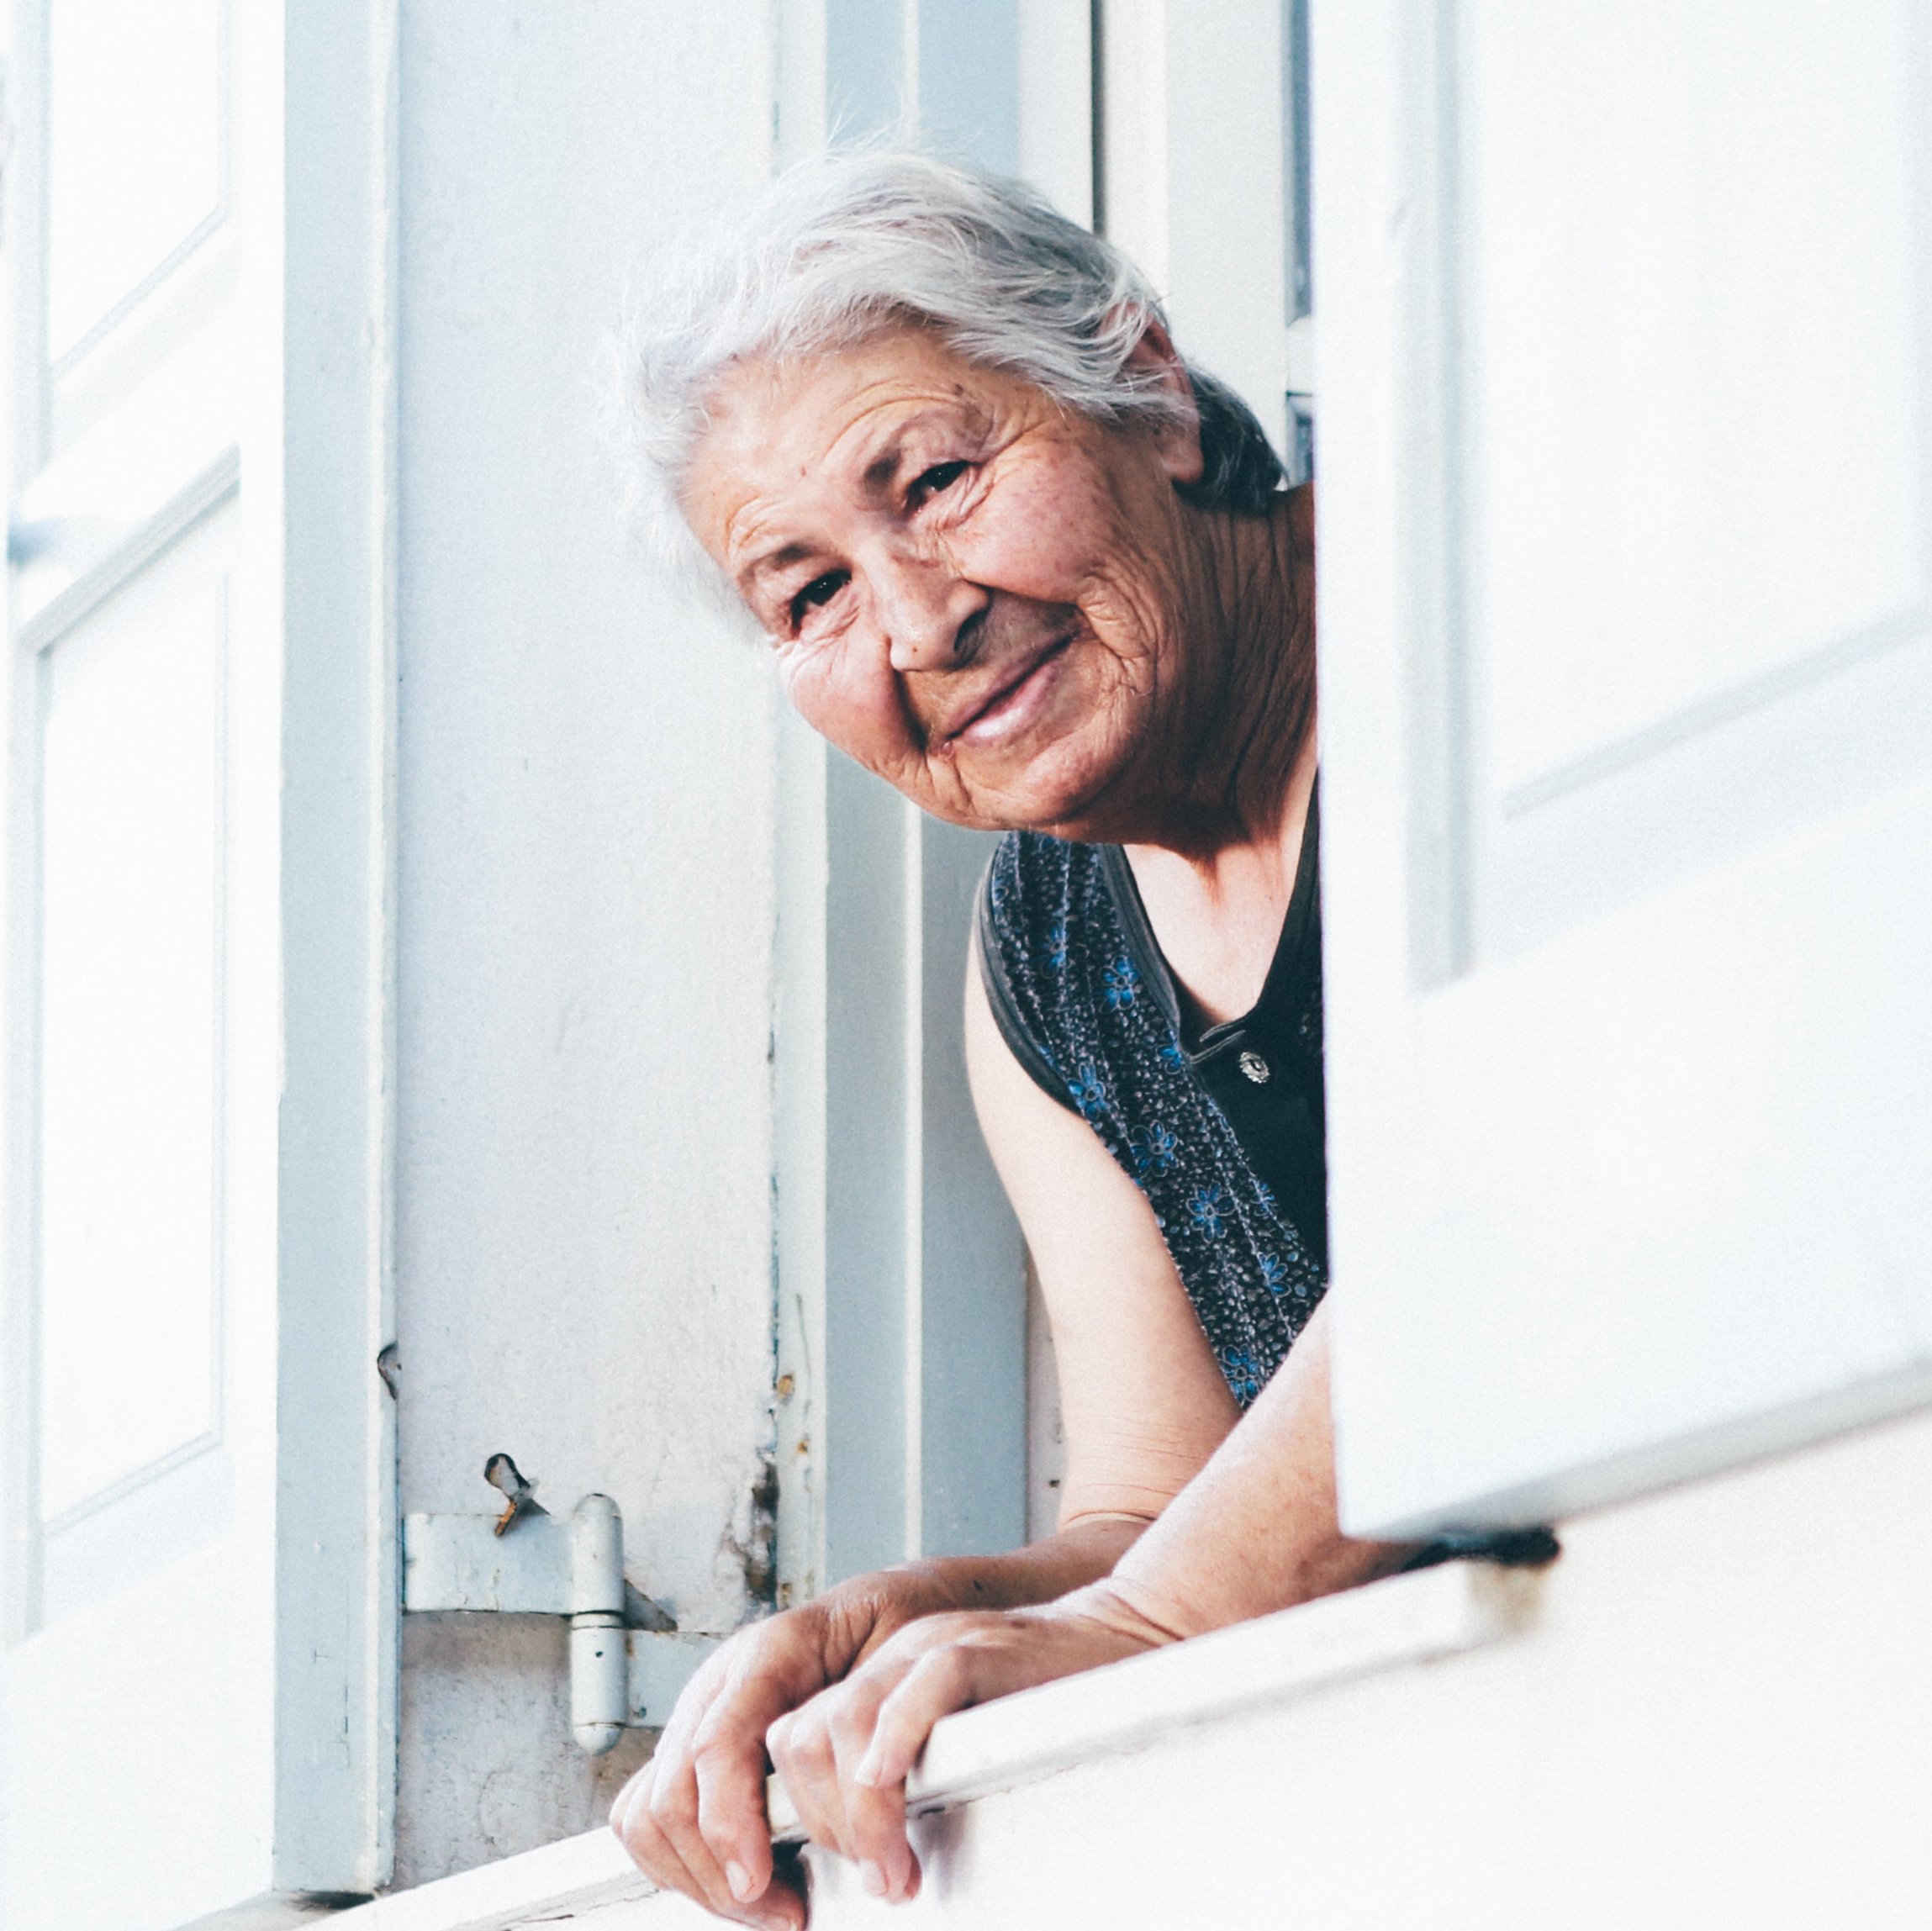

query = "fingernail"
[
  {"left": 854, "top": 1750, "right": 884, "bottom": 1788},
  {"left": 726, "top": 1861, "right": 755, "bottom": 1902},
  {"left": 860, "top": 1860, "right": 888, "bottom": 1897}
]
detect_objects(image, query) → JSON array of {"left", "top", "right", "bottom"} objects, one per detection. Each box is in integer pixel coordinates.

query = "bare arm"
[
  {"left": 1078, "top": 1296, "right": 1409, "bottom": 1634},
  {"left": 760, "top": 965, "right": 1410, "bottom": 1908},
  {"left": 965, "top": 943, "right": 1244, "bottom": 1534},
  {"left": 968, "top": 944, "right": 1402, "bottom": 1634}
]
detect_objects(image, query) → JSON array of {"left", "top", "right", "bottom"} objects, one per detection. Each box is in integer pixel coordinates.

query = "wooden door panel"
[
  {"left": 4, "top": 0, "right": 396, "bottom": 1910},
  {"left": 1464, "top": 0, "right": 1924, "bottom": 799},
  {"left": 1456, "top": 0, "right": 1932, "bottom": 962},
  {"left": 5, "top": 1541, "right": 272, "bottom": 1931},
  {"left": 1317, "top": 0, "right": 1932, "bottom": 1538},
  {"left": 1338, "top": 772, "right": 1932, "bottom": 1530},
  {"left": 7, "top": 3, "right": 309, "bottom": 1919}
]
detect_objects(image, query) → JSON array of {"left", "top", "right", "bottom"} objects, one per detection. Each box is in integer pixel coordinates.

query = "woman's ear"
[{"left": 1121, "top": 320, "right": 1206, "bottom": 488}]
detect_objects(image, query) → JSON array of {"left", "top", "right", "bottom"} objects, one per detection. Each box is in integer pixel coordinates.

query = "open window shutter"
[
  {"left": 1, "top": 3, "right": 395, "bottom": 1921},
  {"left": 1318, "top": 0, "right": 1932, "bottom": 1536}
]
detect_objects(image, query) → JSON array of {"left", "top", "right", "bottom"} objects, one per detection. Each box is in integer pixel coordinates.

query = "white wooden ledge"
[
  {"left": 767, "top": 1556, "right": 1539, "bottom": 1837},
  {"left": 329, "top": 1829, "right": 658, "bottom": 1930},
  {"left": 335, "top": 1559, "right": 1539, "bottom": 1929}
]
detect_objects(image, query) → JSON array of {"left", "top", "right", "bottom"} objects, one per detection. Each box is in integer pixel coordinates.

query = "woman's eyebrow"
[
  {"left": 862, "top": 445, "right": 907, "bottom": 492},
  {"left": 737, "top": 540, "right": 814, "bottom": 597},
  {"left": 854, "top": 402, "right": 983, "bottom": 494}
]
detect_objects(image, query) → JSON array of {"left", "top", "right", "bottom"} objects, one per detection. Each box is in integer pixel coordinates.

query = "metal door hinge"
[{"left": 404, "top": 1463, "right": 721, "bottom": 1754}]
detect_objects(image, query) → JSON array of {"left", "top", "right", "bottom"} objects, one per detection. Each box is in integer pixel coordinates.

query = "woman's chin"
[{"left": 939, "top": 742, "right": 1129, "bottom": 836}]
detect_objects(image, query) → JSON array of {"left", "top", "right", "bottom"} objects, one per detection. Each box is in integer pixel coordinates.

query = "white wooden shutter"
[
  {"left": 0, "top": 3, "right": 395, "bottom": 1921},
  {"left": 1317, "top": 0, "right": 1932, "bottom": 1536}
]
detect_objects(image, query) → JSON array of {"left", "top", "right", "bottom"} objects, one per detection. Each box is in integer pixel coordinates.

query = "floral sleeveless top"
[{"left": 976, "top": 803, "right": 1328, "bottom": 1408}]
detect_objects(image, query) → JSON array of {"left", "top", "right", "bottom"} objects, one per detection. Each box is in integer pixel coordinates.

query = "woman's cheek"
[
  {"left": 964, "top": 446, "right": 1121, "bottom": 602},
  {"left": 779, "top": 641, "right": 916, "bottom": 771}
]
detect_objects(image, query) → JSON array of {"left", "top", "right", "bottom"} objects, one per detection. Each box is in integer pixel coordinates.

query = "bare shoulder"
[{"left": 963, "top": 948, "right": 1238, "bottom": 1525}]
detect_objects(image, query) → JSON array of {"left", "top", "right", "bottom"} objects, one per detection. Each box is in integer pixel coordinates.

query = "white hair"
[{"left": 609, "top": 150, "right": 1285, "bottom": 605}]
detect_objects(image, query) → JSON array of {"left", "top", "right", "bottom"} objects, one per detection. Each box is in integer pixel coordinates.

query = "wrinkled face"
[{"left": 682, "top": 324, "right": 1207, "bottom": 834}]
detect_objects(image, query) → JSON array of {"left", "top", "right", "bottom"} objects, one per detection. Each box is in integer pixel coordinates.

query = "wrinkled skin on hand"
[
  {"left": 608, "top": 1572, "right": 963, "bottom": 1930},
  {"left": 610, "top": 1517, "right": 1154, "bottom": 1925},
  {"left": 763, "top": 1591, "right": 1169, "bottom": 1907}
]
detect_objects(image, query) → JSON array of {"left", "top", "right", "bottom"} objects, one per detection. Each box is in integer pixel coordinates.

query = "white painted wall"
[
  {"left": 1097, "top": 0, "right": 1294, "bottom": 457},
  {"left": 390, "top": 2, "right": 782, "bottom": 1883}
]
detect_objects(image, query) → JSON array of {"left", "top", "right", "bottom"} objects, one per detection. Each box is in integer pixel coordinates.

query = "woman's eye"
[
  {"left": 789, "top": 570, "right": 849, "bottom": 628},
  {"left": 911, "top": 460, "right": 969, "bottom": 503}
]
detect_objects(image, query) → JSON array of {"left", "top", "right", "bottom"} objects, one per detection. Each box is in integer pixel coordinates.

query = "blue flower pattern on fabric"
[
  {"left": 982, "top": 832, "right": 1327, "bottom": 1410},
  {"left": 1218, "top": 1348, "right": 1265, "bottom": 1406},
  {"left": 1127, "top": 1120, "right": 1179, "bottom": 1179},
  {"left": 1067, "top": 1063, "right": 1108, "bottom": 1121},
  {"left": 1189, "top": 1184, "right": 1227, "bottom": 1238}
]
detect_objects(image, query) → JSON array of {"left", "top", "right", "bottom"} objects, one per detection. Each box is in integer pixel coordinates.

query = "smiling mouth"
[{"left": 942, "top": 635, "right": 1074, "bottom": 745}]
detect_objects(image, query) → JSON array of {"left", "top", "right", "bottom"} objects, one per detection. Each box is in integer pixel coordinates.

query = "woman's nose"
[{"left": 876, "top": 557, "right": 989, "bottom": 673}]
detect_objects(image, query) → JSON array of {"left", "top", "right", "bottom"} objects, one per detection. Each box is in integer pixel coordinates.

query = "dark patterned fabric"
[{"left": 977, "top": 828, "right": 1328, "bottom": 1408}]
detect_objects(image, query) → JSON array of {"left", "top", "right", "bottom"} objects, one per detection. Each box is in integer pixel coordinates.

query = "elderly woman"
[{"left": 610, "top": 151, "right": 1408, "bottom": 1928}]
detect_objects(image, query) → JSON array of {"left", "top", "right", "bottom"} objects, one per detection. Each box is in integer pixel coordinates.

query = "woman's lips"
[{"left": 948, "top": 636, "right": 1072, "bottom": 747}]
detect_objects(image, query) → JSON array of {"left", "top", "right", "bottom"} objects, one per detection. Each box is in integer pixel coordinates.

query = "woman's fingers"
[
  {"left": 635, "top": 1736, "right": 794, "bottom": 1929},
  {"left": 768, "top": 1662, "right": 928, "bottom": 1902},
  {"left": 690, "top": 1696, "right": 792, "bottom": 1913},
  {"left": 610, "top": 1632, "right": 825, "bottom": 1931},
  {"left": 611, "top": 1760, "right": 778, "bottom": 1931},
  {"left": 774, "top": 1620, "right": 986, "bottom": 1902},
  {"left": 849, "top": 1612, "right": 1159, "bottom": 1827},
  {"left": 853, "top": 1641, "right": 979, "bottom": 1798},
  {"left": 685, "top": 1723, "right": 805, "bottom": 1925},
  {"left": 768, "top": 1701, "right": 860, "bottom": 1867},
  {"left": 759, "top": 1605, "right": 1168, "bottom": 1908},
  {"left": 825, "top": 1674, "right": 922, "bottom": 1903}
]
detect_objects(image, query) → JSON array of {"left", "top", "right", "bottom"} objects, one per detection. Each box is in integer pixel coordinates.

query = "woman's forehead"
[
  {"left": 684, "top": 330, "right": 1038, "bottom": 558},
  {"left": 703, "top": 329, "right": 1009, "bottom": 462}
]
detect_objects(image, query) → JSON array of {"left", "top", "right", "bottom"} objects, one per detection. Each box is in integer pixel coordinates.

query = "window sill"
[
  {"left": 330, "top": 1829, "right": 653, "bottom": 1928},
  {"left": 336, "top": 1559, "right": 1539, "bottom": 1928},
  {"left": 768, "top": 1556, "right": 1538, "bottom": 1838}
]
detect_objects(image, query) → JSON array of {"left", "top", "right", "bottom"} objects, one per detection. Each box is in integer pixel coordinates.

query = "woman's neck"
[
  {"left": 1108, "top": 484, "right": 1320, "bottom": 1026},
  {"left": 1093, "top": 483, "right": 1315, "bottom": 856},
  {"left": 1120, "top": 730, "right": 1317, "bottom": 1027}
]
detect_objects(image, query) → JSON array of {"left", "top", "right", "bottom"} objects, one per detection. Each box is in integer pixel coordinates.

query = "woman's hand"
[
  {"left": 764, "top": 1587, "right": 1176, "bottom": 1907},
  {"left": 609, "top": 1573, "right": 953, "bottom": 1930},
  {"left": 610, "top": 1523, "right": 1145, "bottom": 1927}
]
